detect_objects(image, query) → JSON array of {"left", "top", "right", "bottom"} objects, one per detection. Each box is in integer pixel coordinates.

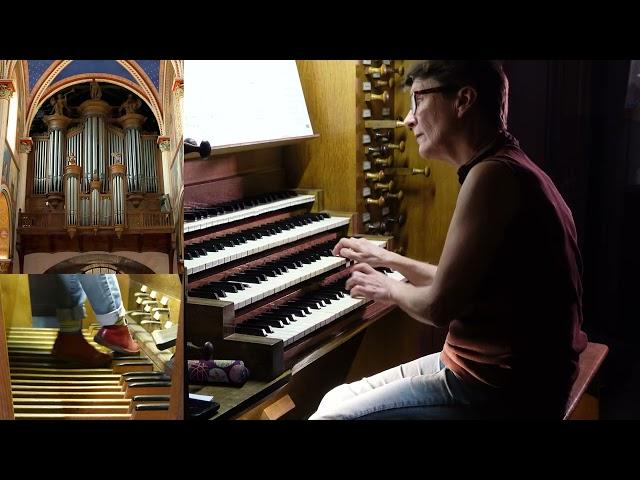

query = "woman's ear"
[{"left": 456, "top": 86, "right": 477, "bottom": 118}]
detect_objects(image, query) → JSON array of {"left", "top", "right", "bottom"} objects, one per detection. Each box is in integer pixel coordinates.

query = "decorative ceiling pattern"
[
  {"left": 27, "top": 60, "right": 54, "bottom": 91},
  {"left": 26, "top": 60, "right": 160, "bottom": 94},
  {"left": 50, "top": 60, "right": 137, "bottom": 86},
  {"left": 22, "top": 60, "right": 164, "bottom": 135},
  {"left": 134, "top": 60, "right": 160, "bottom": 90}
]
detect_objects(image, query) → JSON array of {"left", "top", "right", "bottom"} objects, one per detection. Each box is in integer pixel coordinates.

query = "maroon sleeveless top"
[{"left": 440, "top": 130, "right": 588, "bottom": 412}]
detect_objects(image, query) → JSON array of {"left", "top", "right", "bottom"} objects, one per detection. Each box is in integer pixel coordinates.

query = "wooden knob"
[
  {"left": 366, "top": 222, "right": 382, "bottom": 233},
  {"left": 374, "top": 78, "right": 394, "bottom": 89},
  {"left": 384, "top": 214, "right": 405, "bottom": 226},
  {"left": 412, "top": 167, "right": 431, "bottom": 177},
  {"left": 366, "top": 196, "right": 386, "bottom": 207},
  {"left": 365, "top": 91, "right": 390, "bottom": 103},
  {"left": 365, "top": 170, "right": 385, "bottom": 181},
  {"left": 365, "top": 65, "right": 403, "bottom": 77},
  {"left": 364, "top": 120, "right": 406, "bottom": 129},
  {"left": 366, "top": 146, "right": 394, "bottom": 159},
  {"left": 374, "top": 157, "right": 392, "bottom": 167},
  {"left": 365, "top": 65, "right": 385, "bottom": 76},
  {"left": 374, "top": 131, "right": 391, "bottom": 142},
  {"left": 386, "top": 190, "right": 404, "bottom": 201},
  {"left": 384, "top": 140, "right": 405, "bottom": 152},
  {"left": 375, "top": 180, "right": 394, "bottom": 191}
]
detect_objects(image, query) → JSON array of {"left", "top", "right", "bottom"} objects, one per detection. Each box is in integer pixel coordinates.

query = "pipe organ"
[
  {"left": 17, "top": 83, "right": 176, "bottom": 273},
  {"left": 30, "top": 94, "right": 160, "bottom": 202}
]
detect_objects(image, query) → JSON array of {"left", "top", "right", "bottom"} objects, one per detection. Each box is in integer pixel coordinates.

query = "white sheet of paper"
[{"left": 184, "top": 60, "right": 314, "bottom": 148}]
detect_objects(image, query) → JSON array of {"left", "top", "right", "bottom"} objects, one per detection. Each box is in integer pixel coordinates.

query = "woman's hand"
[
  {"left": 332, "top": 237, "right": 391, "bottom": 268},
  {"left": 345, "top": 263, "right": 400, "bottom": 304}
]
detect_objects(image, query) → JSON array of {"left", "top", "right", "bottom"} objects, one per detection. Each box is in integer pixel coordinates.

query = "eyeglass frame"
[{"left": 410, "top": 85, "right": 460, "bottom": 116}]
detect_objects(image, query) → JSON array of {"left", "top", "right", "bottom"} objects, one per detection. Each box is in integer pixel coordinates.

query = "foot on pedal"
[
  {"left": 52, "top": 331, "right": 112, "bottom": 368},
  {"left": 94, "top": 325, "right": 140, "bottom": 354}
]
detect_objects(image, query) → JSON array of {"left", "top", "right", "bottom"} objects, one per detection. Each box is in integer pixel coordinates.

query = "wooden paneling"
[
  {"left": 391, "top": 60, "right": 459, "bottom": 265},
  {"left": 0, "top": 275, "right": 31, "bottom": 329},
  {"left": 0, "top": 288, "right": 14, "bottom": 419},
  {"left": 285, "top": 60, "right": 461, "bottom": 378},
  {"left": 185, "top": 148, "right": 286, "bottom": 207},
  {"left": 284, "top": 60, "right": 358, "bottom": 212}
]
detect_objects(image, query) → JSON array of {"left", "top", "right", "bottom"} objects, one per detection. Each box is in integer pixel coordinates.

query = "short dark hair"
[{"left": 404, "top": 60, "right": 508, "bottom": 130}]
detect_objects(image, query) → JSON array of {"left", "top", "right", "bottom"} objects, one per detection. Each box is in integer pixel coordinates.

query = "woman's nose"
[{"left": 403, "top": 110, "right": 416, "bottom": 129}]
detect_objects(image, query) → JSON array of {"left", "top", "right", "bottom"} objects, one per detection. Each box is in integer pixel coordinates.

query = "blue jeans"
[
  {"left": 56, "top": 274, "right": 125, "bottom": 326},
  {"left": 308, "top": 352, "right": 494, "bottom": 420}
]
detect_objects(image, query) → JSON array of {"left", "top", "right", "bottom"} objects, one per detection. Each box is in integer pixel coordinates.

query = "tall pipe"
[{"left": 63, "top": 156, "right": 81, "bottom": 238}]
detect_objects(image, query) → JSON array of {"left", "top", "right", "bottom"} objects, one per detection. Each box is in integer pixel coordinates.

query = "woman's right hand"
[{"left": 332, "top": 237, "right": 391, "bottom": 268}]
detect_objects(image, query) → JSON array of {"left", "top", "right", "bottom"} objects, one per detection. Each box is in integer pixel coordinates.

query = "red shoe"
[
  {"left": 52, "top": 331, "right": 112, "bottom": 368},
  {"left": 94, "top": 325, "right": 140, "bottom": 354}
]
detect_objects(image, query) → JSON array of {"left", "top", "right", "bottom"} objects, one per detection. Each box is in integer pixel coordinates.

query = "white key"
[
  {"left": 185, "top": 194, "right": 316, "bottom": 233},
  {"left": 262, "top": 269, "right": 405, "bottom": 345},
  {"left": 226, "top": 256, "right": 346, "bottom": 310},
  {"left": 186, "top": 216, "right": 350, "bottom": 276}
]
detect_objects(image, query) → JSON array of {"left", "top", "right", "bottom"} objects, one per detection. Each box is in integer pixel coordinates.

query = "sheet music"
[{"left": 184, "top": 60, "right": 314, "bottom": 148}]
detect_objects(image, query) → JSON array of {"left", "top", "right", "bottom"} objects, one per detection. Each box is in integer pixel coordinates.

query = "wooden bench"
[{"left": 563, "top": 341, "right": 608, "bottom": 420}]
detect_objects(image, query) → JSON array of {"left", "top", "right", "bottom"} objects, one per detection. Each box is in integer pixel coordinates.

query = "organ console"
[
  {"left": 0, "top": 275, "right": 182, "bottom": 420},
  {"left": 183, "top": 138, "right": 410, "bottom": 418},
  {"left": 184, "top": 171, "right": 404, "bottom": 376}
]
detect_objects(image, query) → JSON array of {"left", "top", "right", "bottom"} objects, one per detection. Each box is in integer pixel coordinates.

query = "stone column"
[
  {"left": 0, "top": 80, "right": 14, "bottom": 152},
  {"left": 17, "top": 138, "right": 32, "bottom": 213}
]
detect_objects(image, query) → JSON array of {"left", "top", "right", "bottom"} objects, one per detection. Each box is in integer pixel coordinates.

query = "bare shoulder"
[
  {"left": 461, "top": 160, "right": 519, "bottom": 198},
  {"left": 465, "top": 159, "right": 517, "bottom": 187},
  {"left": 456, "top": 160, "right": 521, "bottom": 219}
]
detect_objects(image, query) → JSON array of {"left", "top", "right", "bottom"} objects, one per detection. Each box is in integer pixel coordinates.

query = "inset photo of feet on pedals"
[{"left": 0, "top": 274, "right": 183, "bottom": 420}]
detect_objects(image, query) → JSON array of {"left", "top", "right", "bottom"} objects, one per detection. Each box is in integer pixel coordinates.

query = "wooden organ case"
[
  {"left": 0, "top": 274, "right": 183, "bottom": 420},
  {"left": 184, "top": 60, "right": 460, "bottom": 419}
]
